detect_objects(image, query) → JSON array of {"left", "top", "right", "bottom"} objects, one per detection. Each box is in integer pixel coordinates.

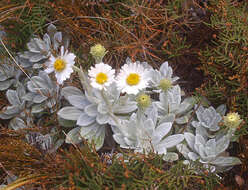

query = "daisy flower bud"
[
  {"left": 159, "top": 78, "right": 172, "bottom": 92},
  {"left": 136, "top": 93, "right": 151, "bottom": 109},
  {"left": 224, "top": 112, "right": 243, "bottom": 128},
  {"left": 90, "top": 44, "right": 107, "bottom": 63}
]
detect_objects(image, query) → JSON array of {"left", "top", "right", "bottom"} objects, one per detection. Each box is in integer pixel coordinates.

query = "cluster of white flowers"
[
  {"left": 44, "top": 44, "right": 162, "bottom": 96},
  {"left": 88, "top": 61, "right": 151, "bottom": 95}
]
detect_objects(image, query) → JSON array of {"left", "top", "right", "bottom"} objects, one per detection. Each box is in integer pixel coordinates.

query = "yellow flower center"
[
  {"left": 54, "top": 59, "right": 66, "bottom": 72},
  {"left": 126, "top": 73, "right": 140, "bottom": 86},
  {"left": 96, "top": 72, "right": 108, "bottom": 84}
]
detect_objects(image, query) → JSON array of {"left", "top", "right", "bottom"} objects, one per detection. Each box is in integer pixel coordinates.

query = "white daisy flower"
[
  {"left": 45, "top": 46, "right": 76, "bottom": 84},
  {"left": 88, "top": 62, "right": 115, "bottom": 90},
  {"left": 116, "top": 62, "right": 150, "bottom": 95}
]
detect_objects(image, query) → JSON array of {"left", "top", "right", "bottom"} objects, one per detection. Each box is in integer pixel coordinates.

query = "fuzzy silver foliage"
[
  {"left": 112, "top": 104, "right": 184, "bottom": 161},
  {"left": 177, "top": 105, "right": 241, "bottom": 171},
  {"left": 18, "top": 24, "right": 70, "bottom": 69},
  {"left": 149, "top": 61, "right": 179, "bottom": 92},
  {"left": 0, "top": 83, "right": 32, "bottom": 130},
  {"left": 0, "top": 58, "right": 18, "bottom": 91},
  {"left": 154, "top": 85, "right": 195, "bottom": 125},
  {"left": 24, "top": 71, "right": 59, "bottom": 114},
  {"left": 58, "top": 81, "right": 137, "bottom": 150},
  {"left": 192, "top": 105, "right": 222, "bottom": 132}
]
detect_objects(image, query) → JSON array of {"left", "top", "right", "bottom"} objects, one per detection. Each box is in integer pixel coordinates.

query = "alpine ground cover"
[{"left": 0, "top": 0, "right": 247, "bottom": 189}]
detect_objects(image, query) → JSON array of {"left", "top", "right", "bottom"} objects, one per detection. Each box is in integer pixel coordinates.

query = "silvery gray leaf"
[
  {"left": 176, "top": 97, "right": 194, "bottom": 115},
  {"left": 176, "top": 144, "right": 190, "bottom": 159},
  {"left": 23, "top": 92, "right": 35, "bottom": 101},
  {"left": 76, "top": 113, "right": 95, "bottom": 127},
  {"left": 33, "top": 94, "right": 47, "bottom": 103},
  {"left": 188, "top": 152, "right": 199, "bottom": 161},
  {"left": 155, "top": 122, "right": 172, "bottom": 138},
  {"left": 144, "top": 119, "right": 155, "bottom": 135},
  {"left": 113, "top": 101, "right": 137, "bottom": 114},
  {"left": 96, "top": 113, "right": 109, "bottom": 124},
  {"left": 16, "top": 83, "right": 26, "bottom": 99},
  {"left": 9, "top": 117, "right": 27, "bottom": 130},
  {"left": 84, "top": 104, "right": 98, "bottom": 117},
  {"left": 31, "top": 103, "right": 46, "bottom": 114},
  {"left": 53, "top": 32, "right": 62, "bottom": 50},
  {"left": 84, "top": 123, "right": 103, "bottom": 140},
  {"left": 65, "top": 126, "right": 82, "bottom": 144},
  {"left": 39, "top": 71, "right": 54, "bottom": 89},
  {"left": 175, "top": 115, "right": 189, "bottom": 124},
  {"left": 198, "top": 144, "right": 207, "bottom": 160},
  {"left": 159, "top": 92, "right": 168, "bottom": 113},
  {"left": 154, "top": 143, "right": 167, "bottom": 155},
  {"left": 28, "top": 76, "right": 48, "bottom": 91},
  {"left": 160, "top": 134, "right": 184, "bottom": 148},
  {"left": 33, "top": 63, "right": 43, "bottom": 69},
  {"left": 210, "top": 157, "right": 241, "bottom": 167},
  {"left": 216, "top": 135, "right": 230, "bottom": 155},
  {"left": 0, "top": 69, "right": 9, "bottom": 81},
  {"left": 184, "top": 132, "right": 195, "bottom": 150},
  {"left": 6, "top": 90, "right": 21, "bottom": 105},
  {"left": 194, "top": 134, "right": 206, "bottom": 153},
  {"left": 43, "top": 33, "right": 51, "bottom": 50},
  {"left": 195, "top": 126, "right": 208, "bottom": 139},
  {"left": 196, "top": 105, "right": 222, "bottom": 131},
  {"left": 27, "top": 38, "right": 45, "bottom": 53},
  {"left": 47, "top": 24, "right": 57, "bottom": 37},
  {"left": 91, "top": 126, "right": 105, "bottom": 151},
  {"left": 146, "top": 103, "right": 158, "bottom": 126},
  {"left": 216, "top": 104, "right": 226, "bottom": 116},
  {"left": 160, "top": 61, "right": 172, "bottom": 78},
  {"left": 30, "top": 53, "right": 47, "bottom": 63},
  {"left": 68, "top": 95, "right": 90, "bottom": 110},
  {"left": 17, "top": 55, "right": 33, "bottom": 68},
  {"left": 63, "top": 35, "right": 70, "bottom": 50},
  {"left": 97, "top": 103, "right": 108, "bottom": 114},
  {"left": 61, "top": 86, "right": 83, "bottom": 100},
  {"left": 2, "top": 105, "right": 21, "bottom": 116},
  {"left": 0, "top": 112, "right": 14, "bottom": 119},
  {"left": 0, "top": 79, "right": 15, "bottom": 91},
  {"left": 80, "top": 122, "right": 100, "bottom": 138},
  {"left": 57, "top": 106, "right": 83, "bottom": 121},
  {"left": 159, "top": 113, "right": 175, "bottom": 124},
  {"left": 205, "top": 139, "right": 217, "bottom": 157},
  {"left": 163, "top": 152, "right": 179, "bottom": 162},
  {"left": 113, "top": 133, "right": 127, "bottom": 147},
  {"left": 168, "top": 85, "right": 181, "bottom": 112}
]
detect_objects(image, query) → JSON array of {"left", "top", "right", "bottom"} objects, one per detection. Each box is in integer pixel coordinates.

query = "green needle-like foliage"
[{"left": 198, "top": 0, "right": 247, "bottom": 135}]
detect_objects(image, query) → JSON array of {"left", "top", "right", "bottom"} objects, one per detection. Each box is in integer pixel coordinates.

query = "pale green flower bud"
[
  {"left": 136, "top": 93, "right": 151, "bottom": 109},
  {"left": 90, "top": 44, "right": 107, "bottom": 63},
  {"left": 224, "top": 112, "right": 242, "bottom": 128},
  {"left": 159, "top": 78, "right": 172, "bottom": 91}
]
